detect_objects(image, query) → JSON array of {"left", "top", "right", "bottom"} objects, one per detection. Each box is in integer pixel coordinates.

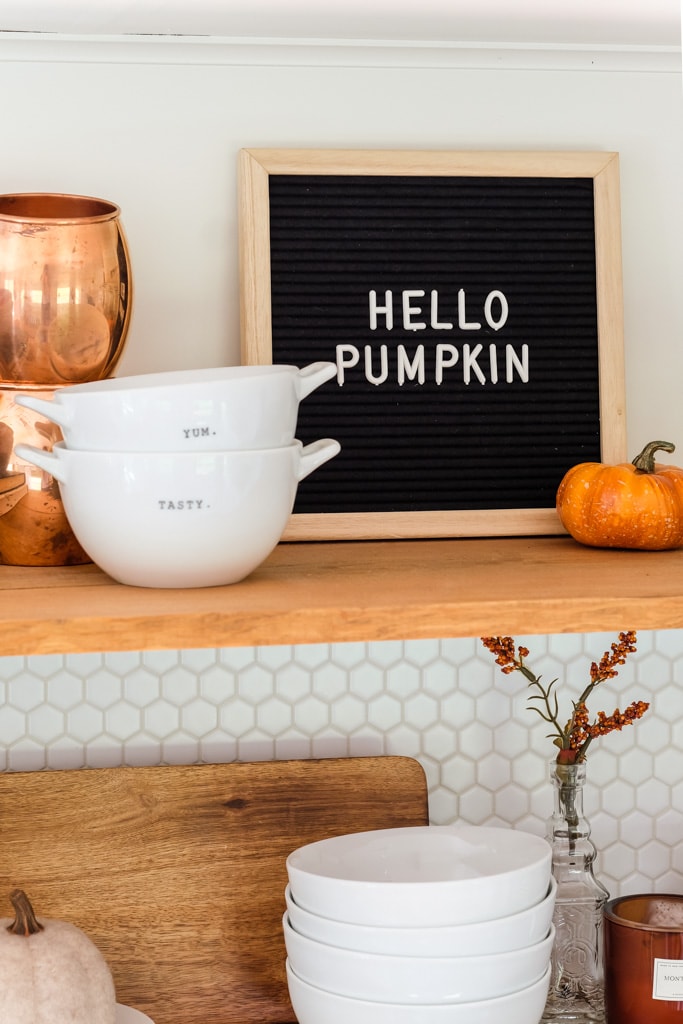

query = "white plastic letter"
[
  {"left": 506, "top": 344, "right": 529, "bottom": 383},
  {"left": 430, "top": 290, "right": 453, "bottom": 330},
  {"left": 397, "top": 345, "right": 425, "bottom": 386},
  {"left": 369, "top": 290, "right": 393, "bottom": 330},
  {"left": 484, "top": 290, "right": 509, "bottom": 331},
  {"left": 435, "top": 344, "right": 459, "bottom": 384},
  {"left": 463, "top": 344, "right": 486, "bottom": 385},
  {"left": 457, "top": 288, "right": 481, "bottom": 331},
  {"left": 489, "top": 343, "right": 498, "bottom": 384},
  {"left": 402, "top": 290, "right": 426, "bottom": 331},
  {"left": 335, "top": 344, "right": 359, "bottom": 385},
  {"left": 365, "top": 344, "right": 389, "bottom": 385}
]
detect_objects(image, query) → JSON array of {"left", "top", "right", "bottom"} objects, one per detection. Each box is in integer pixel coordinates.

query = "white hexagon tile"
[{"left": 0, "top": 629, "right": 681, "bottom": 898}]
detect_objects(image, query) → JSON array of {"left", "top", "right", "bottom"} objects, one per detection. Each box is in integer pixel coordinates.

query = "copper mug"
[
  {"left": 605, "top": 894, "right": 683, "bottom": 1022},
  {"left": 0, "top": 386, "right": 89, "bottom": 565},
  {"left": 0, "top": 193, "right": 133, "bottom": 386}
]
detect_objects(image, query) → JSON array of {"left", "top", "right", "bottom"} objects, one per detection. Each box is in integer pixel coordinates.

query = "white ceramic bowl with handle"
[
  {"left": 283, "top": 912, "right": 554, "bottom": 1004},
  {"left": 14, "top": 438, "right": 340, "bottom": 588},
  {"left": 284, "top": 876, "right": 557, "bottom": 957},
  {"left": 14, "top": 361, "right": 337, "bottom": 451},
  {"left": 286, "top": 824, "right": 552, "bottom": 928},
  {"left": 286, "top": 960, "right": 552, "bottom": 1024}
]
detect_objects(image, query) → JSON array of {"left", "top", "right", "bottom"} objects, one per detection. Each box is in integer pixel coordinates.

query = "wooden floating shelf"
[{"left": 1, "top": 536, "right": 683, "bottom": 656}]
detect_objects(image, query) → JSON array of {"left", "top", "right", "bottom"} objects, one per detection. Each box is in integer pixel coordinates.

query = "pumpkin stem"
[
  {"left": 632, "top": 440, "right": 676, "bottom": 474},
  {"left": 7, "top": 889, "right": 44, "bottom": 936}
]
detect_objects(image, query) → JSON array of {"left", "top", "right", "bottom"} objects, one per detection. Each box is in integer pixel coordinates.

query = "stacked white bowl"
[
  {"left": 284, "top": 824, "right": 556, "bottom": 1024},
  {"left": 13, "top": 362, "right": 339, "bottom": 588}
]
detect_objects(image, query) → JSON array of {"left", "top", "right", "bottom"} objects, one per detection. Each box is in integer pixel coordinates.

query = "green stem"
[
  {"left": 632, "top": 440, "right": 675, "bottom": 474},
  {"left": 555, "top": 766, "right": 581, "bottom": 856}
]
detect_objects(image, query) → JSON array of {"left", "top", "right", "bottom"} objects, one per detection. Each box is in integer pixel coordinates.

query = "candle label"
[{"left": 653, "top": 958, "right": 683, "bottom": 1000}]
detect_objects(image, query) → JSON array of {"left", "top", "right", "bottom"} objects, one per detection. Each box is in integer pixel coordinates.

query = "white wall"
[
  {"left": 0, "top": 33, "right": 680, "bottom": 453},
  {"left": 1, "top": 0, "right": 679, "bottom": 46}
]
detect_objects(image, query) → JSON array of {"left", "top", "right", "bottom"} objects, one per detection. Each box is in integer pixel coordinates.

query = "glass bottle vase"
[{"left": 541, "top": 760, "right": 609, "bottom": 1024}]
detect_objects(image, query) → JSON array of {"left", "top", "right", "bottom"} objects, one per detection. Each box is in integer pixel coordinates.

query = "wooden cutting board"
[{"left": 0, "top": 756, "right": 428, "bottom": 1024}]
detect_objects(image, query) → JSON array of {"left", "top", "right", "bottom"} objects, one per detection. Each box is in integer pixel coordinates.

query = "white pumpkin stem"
[{"left": 7, "top": 889, "right": 44, "bottom": 936}]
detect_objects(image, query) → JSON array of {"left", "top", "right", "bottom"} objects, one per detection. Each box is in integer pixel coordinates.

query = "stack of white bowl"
[
  {"left": 284, "top": 824, "right": 556, "bottom": 1024},
  {"left": 13, "top": 362, "right": 339, "bottom": 588}
]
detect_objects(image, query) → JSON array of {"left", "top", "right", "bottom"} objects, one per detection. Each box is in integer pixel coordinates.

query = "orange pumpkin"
[{"left": 556, "top": 440, "right": 683, "bottom": 550}]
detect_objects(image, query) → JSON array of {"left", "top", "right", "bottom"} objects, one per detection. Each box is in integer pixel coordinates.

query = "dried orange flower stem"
[{"left": 480, "top": 631, "right": 649, "bottom": 764}]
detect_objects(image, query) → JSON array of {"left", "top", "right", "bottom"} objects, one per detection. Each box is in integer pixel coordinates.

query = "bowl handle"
[
  {"left": 14, "top": 443, "right": 67, "bottom": 483},
  {"left": 296, "top": 361, "right": 338, "bottom": 400},
  {"left": 297, "top": 438, "right": 341, "bottom": 481},
  {"left": 14, "top": 394, "right": 71, "bottom": 430}
]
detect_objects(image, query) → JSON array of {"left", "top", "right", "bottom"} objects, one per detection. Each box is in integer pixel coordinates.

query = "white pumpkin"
[{"left": 0, "top": 889, "right": 117, "bottom": 1024}]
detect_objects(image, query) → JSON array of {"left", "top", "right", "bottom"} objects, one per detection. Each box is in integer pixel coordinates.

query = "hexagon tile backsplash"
[{"left": 0, "top": 629, "right": 682, "bottom": 898}]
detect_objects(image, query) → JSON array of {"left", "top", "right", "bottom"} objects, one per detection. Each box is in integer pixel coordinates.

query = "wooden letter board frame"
[{"left": 238, "top": 148, "right": 626, "bottom": 541}]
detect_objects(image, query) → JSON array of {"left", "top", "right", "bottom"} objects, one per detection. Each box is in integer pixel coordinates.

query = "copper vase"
[
  {"left": 0, "top": 387, "right": 89, "bottom": 566},
  {"left": 0, "top": 192, "right": 133, "bottom": 565},
  {"left": 0, "top": 192, "right": 133, "bottom": 386}
]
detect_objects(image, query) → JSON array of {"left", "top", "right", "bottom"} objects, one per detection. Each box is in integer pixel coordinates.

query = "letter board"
[{"left": 238, "top": 149, "right": 626, "bottom": 540}]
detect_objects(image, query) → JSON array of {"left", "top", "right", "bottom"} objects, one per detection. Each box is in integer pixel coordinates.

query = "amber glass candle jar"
[{"left": 605, "top": 894, "right": 683, "bottom": 1022}]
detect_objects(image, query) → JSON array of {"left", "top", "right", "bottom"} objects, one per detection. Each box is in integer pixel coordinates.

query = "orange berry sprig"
[{"left": 481, "top": 631, "right": 649, "bottom": 764}]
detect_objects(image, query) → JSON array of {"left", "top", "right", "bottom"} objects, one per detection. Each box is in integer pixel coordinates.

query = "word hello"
[
  {"left": 336, "top": 342, "right": 529, "bottom": 386},
  {"left": 369, "top": 288, "right": 509, "bottom": 333},
  {"left": 157, "top": 499, "right": 206, "bottom": 510}
]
